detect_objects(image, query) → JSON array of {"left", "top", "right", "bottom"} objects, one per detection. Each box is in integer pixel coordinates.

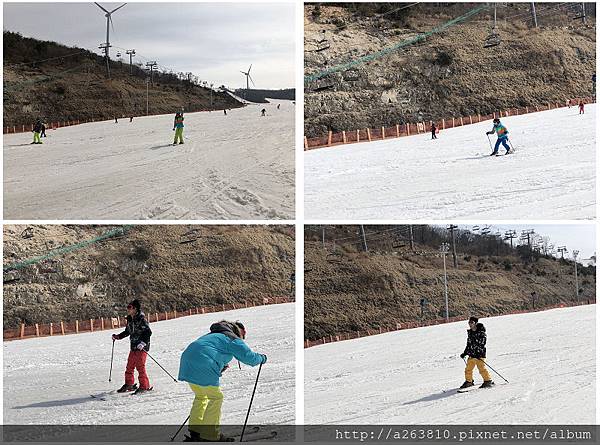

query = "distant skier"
[
  {"left": 178, "top": 321, "right": 267, "bottom": 442},
  {"left": 130, "top": 116, "right": 134, "bottom": 123},
  {"left": 277, "top": 104, "right": 281, "bottom": 110},
  {"left": 173, "top": 111, "right": 184, "bottom": 145},
  {"left": 486, "top": 118, "right": 511, "bottom": 156},
  {"left": 431, "top": 122, "right": 437, "bottom": 140},
  {"left": 261, "top": 109, "right": 266, "bottom": 117},
  {"left": 40, "top": 120, "right": 47, "bottom": 138},
  {"left": 567, "top": 99, "right": 572, "bottom": 108},
  {"left": 579, "top": 101, "right": 585, "bottom": 114},
  {"left": 459, "top": 316, "right": 494, "bottom": 389},
  {"left": 31, "top": 119, "right": 43, "bottom": 144},
  {"left": 223, "top": 109, "right": 227, "bottom": 116},
  {"left": 111, "top": 299, "right": 153, "bottom": 395},
  {"left": 115, "top": 116, "right": 118, "bottom": 123}
]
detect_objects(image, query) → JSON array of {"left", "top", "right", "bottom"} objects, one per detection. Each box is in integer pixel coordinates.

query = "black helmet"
[{"left": 493, "top": 118, "right": 500, "bottom": 123}]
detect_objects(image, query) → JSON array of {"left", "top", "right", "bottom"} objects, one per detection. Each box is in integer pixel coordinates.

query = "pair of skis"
[
  {"left": 183, "top": 427, "right": 278, "bottom": 442},
  {"left": 90, "top": 386, "right": 153, "bottom": 401}
]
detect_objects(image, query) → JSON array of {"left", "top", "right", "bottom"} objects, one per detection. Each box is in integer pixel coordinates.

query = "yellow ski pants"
[
  {"left": 465, "top": 357, "right": 491, "bottom": 382},
  {"left": 188, "top": 384, "right": 223, "bottom": 440},
  {"left": 174, "top": 127, "right": 184, "bottom": 144},
  {"left": 33, "top": 132, "right": 41, "bottom": 143}
]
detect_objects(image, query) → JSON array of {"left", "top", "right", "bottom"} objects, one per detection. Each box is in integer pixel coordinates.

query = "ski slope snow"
[
  {"left": 3, "top": 303, "right": 294, "bottom": 439},
  {"left": 4, "top": 101, "right": 294, "bottom": 220},
  {"left": 305, "top": 305, "right": 596, "bottom": 424},
  {"left": 305, "top": 105, "right": 595, "bottom": 219}
]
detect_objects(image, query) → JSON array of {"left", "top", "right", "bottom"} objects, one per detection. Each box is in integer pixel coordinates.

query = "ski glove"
[
  {"left": 136, "top": 342, "right": 146, "bottom": 351},
  {"left": 460, "top": 353, "right": 467, "bottom": 359},
  {"left": 260, "top": 354, "right": 268, "bottom": 364},
  {"left": 112, "top": 334, "right": 119, "bottom": 341}
]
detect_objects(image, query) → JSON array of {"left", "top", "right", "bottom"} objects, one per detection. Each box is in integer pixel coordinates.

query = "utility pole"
[
  {"left": 409, "top": 225, "right": 414, "bottom": 251},
  {"left": 98, "top": 43, "right": 112, "bottom": 78},
  {"left": 146, "top": 61, "right": 157, "bottom": 85},
  {"left": 581, "top": 2, "right": 586, "bottom": 24},
  {"left": 125, "top": 49, "right": 135, "bottom": 75},
  {"left": 210, "top": 83, "right": 214, "bottom": 108},
  {"left": 520, "top": 229, "right": 535, "bottom": 261},
  {"left": 321, "top": 226, "right": 325, "bottom": 249},
  {"left": 530, "top": 2, "right": 538, "bottom": 28},
  {"left": 146, "top": 77, "right": 149, "bottom": 116},
  {"left": 359, "top": 225, "right": 368, "bottom": 252},
  {"left": 504, "top": 230, "right": 517, "bottom": 249},
  {"left": 447, "top": 224, "right": 458, "bottom": 268},
  {"left": 440, "top": 243, "right": 450, "bottom": 322},
  {"left": 573, "top": 250, "right": 579, "bottom": 301}
]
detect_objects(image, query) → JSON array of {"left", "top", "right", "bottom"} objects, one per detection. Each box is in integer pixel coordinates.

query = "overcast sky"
[
  {"left": 457, "top": 224, "right": 596, "bottom": 263},
  {"left": 3, "top": 2, "right": 295, "bottom": 89}
]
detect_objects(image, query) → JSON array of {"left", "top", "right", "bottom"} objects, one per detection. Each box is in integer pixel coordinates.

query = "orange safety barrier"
[
  {"left": 4, "top": 296, "right": 294, "bottom": 341},
  {"left": 304, "top": 299, "right": 595, "bottom": 348},
  {"left": 304, "top": 97, "right": 595, "bottom": 151}
]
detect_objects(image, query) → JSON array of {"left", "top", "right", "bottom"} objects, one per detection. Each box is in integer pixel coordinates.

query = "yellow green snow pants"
[
  {"left": 465, "top": 357, "right": 491, "bottom": 382},
  {"left": 174, "top": 127, "right": 184, "bottom": 144},
  {"left": 188, "top": 384, "right": 223, "bottom": 440},
  {"left": 33, "top": 132, "right": 41, "bottom": 143}
]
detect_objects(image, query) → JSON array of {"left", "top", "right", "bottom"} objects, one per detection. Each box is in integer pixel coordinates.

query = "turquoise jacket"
[
  {"left": 174, "top": 115, "right": 184, "bottom": 129},
  {"left": 491, "top": 122, "right": 508, "bottom": 139},
  {"left": 178, "top": 322, "right": 265, "bottom": 387}
]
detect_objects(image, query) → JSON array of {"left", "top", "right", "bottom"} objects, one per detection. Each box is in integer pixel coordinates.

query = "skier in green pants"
[
  {"left": 173, "top": 111, "right": 184, "bottom": 145},
  {"left": 32, "top": 119, "right": 43, "bottom": 144}
]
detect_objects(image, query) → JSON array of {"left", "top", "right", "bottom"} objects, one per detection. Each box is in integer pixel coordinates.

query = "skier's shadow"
[
  {"left": 402, "top": 390, "right": 458, "bottom": 406},
  {"left": 149, "top": 144, "right": 173, "bottom": 150},
  {"left": 13, "top": 396, "right": 93, "bottom": 409}
]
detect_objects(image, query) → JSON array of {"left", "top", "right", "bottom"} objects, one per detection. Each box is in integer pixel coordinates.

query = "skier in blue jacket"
[
  {"left": 486, "top": 118, "right": 511, "bottom": 156},
  {"left": 179, "top": 321, "right": 267, "bottom": 442}
]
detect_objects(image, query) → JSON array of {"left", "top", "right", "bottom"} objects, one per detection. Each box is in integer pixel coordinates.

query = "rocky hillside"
[
  {"left": 304, "top": 3, "right": 596, "bottom": 137},
  {"left": 3, "top": 225, "right": 294, "bottom": 328},
  {"left": 3, "top": 32, "right": 242, "bottom": 126},
  {"left": 304, "top": 225, "right": 595, "bottom": 340}
]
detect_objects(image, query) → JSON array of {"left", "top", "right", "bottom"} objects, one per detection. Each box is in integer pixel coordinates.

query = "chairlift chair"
[
  {"left": 343, "top": 68, "right": 360, "bottom": 82},
  {"left": 315, "top": 39, "right": 330, "bottom": 52},
  {"left": 483, "top": 28, "right": 501, "bottom": 48}
]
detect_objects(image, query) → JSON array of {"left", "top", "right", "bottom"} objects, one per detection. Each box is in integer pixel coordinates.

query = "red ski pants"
[{"left": 125, "top": 350, "right": 150, "bottom": 389}]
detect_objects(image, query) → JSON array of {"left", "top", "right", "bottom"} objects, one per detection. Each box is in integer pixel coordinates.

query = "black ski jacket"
[
  {"left": 463, "top": 323, "right": 487, "bottom": 359},
  {"left": 33, "top": 121, "right": 42, "bottom": 133},
  {"left": 116, "top": 311, "right": 152, "bottom": 352}
]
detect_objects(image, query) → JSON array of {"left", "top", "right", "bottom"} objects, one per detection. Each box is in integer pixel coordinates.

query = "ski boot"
[
  {"left": 117, "top": 383, "right": 137, "bottom": 393},
  {"left": 183, "top": 432, "right": 234, "bottom": 442},
  {"left": 459, "top": 380, "right": 474, "bottom": 389},
  {"left": 179, "top": 142, "right": 184, "bottom": 145},
  {"left": 132, "top": 386, "right": 153, "bottom": 395},
  {"left": 480, "top": 380, "right": 495, "bottom": 389}
]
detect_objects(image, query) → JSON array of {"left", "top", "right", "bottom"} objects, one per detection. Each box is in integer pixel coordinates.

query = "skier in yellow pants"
[
  {"left": 188, "top": 384, "right": 224, "bottom": 441},
  {"left": 173, "top": 111, "right": 184, "bottom": 145},
  {"left": 32, "top": 119, "right": 43, "bottom": 144},
  {"left": 178, "top": 321, "right": 267, "bottom": 442},
  {"left": 459, "top": 316, "right": 494, "bottom": 389}
]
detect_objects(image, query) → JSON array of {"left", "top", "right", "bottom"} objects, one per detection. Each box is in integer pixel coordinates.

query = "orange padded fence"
[
  {"left": 304, "top": 97, "right": 595, "bottom": 151},
  {"left": 304, "top": 299, "right": 595, "bottom": 348},
  {"left": 4, "top": 296, "right": 293, "bottom": 341}
]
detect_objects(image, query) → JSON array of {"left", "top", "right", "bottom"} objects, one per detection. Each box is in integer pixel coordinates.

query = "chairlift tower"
[
  {"left": 573, "top": 250, "right": 580, "bottom": 301},
  {"left": 125, "top": 49, "right": 136, "bottom": 75},
  {"left": 440, "top": 243, "right": 450, "bottom": 322}
]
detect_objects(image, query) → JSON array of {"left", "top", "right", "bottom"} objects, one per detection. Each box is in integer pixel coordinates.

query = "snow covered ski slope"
[
  {"left": 305, "top": 305, "right": 596, "bottom": 424},
  {"left": 4, "top": 303, "right": 294, "bottom": 438},
  {"left": 305, "top": 105, "right": 595, "bottom": 219},
  {"left": 4, "top": 101, "right": 294, "bottom": 220}
]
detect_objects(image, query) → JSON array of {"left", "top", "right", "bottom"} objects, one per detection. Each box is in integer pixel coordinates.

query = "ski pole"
[
  {"left": 109, "top": 339, "right": 115, "bottom": 382},
  {"left": 507, "top": 138, "right": 516, "bottom": 152},
  {"left": 170, "top": 414, "right": 190, "bottom": 442},
  {"left": 476, "top": 358, "right": 509, "bottom": 383},
  {"left": 145, "top": 351, "right": 178, "bottom": 382},
  {"left": 486, "top": 134, "right": 493, "bottom": 152},
  {"left": 240, "top": 363, "right": 263, "bottom": 442}
]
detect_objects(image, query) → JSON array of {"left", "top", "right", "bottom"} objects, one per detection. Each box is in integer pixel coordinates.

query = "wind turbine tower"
[
  {"left": 95, "top": 2, "right": 127, "bottom": 78},
  {"left": 240, "top": 64, "right": 255, "bottom": 99}
]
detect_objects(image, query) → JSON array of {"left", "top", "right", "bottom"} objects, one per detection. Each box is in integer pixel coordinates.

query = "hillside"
[
  {"left": 3, "top": 225, "right": 295, "bottom": 329},
  {"left": 3, "top": 31, "right": 242, "bottom": 126},
  {"left": 304, "top": 3, "right": 596, "bottom": 137},
  {"left": 233, "top": 88, "right": 296, "bottom": 104},
  {"left": 304, "top": 225, "right": 595, "bottom": 341}
]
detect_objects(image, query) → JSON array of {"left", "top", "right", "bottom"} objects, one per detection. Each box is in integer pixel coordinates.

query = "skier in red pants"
[
  {"left": 112, "top": 299, "right": 153, "bottom": 394},
  {"left": 579, "top": 101, "right": 585, "bottom": 114}
]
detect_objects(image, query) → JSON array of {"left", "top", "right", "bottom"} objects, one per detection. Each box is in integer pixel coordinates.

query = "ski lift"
[
  {"left": 316, "top": 39, "right": 330, "bottom": 52},
  {"left": 116, "top": 51, "right": 122, "bottom": 58},
  {"left": 343, "top": 68, "right": 360, "bottom": 82},
  {"left": 483, "top": 28, "right": 501, "bottom": 48},
  {"left": 311, "top": 76, "right": 336, "bottom": 92}
]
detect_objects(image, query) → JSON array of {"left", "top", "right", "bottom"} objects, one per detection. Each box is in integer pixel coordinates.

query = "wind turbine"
[
  {"left": 240, "top": 64, "right": 255, "bottom": 99},
  {"left": 95, "top": 2, "right": 127, "bottom": 78}
]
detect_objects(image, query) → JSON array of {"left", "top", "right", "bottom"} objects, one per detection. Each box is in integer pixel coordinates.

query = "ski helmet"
[{"left": 493, "top": 118, "right": 500, "bottom": 124}]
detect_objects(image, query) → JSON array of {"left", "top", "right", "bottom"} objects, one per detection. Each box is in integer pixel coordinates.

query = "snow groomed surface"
[
  {"left": 4, "top": 101, "right": 294, "bottom": 220},
  {"left": 305, "top": 305, "right": 596, "bottom": 424},
  {"left": 4, "top": 303, "right": 295, "bottom": 437},
  {"left": 305, "top": 105, "right": 595, "bottom": 219}
]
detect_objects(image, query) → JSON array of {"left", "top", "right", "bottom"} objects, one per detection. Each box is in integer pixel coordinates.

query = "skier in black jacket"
[
  {"left": 112, "top": 299, "right": 153, "bottom": 394},
  {"left": 459, "top": 316, "right": 494, "bottom": 389}
]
